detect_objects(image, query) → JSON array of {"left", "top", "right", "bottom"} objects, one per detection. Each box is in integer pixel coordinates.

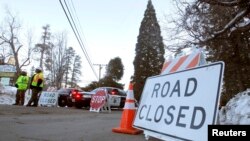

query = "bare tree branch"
[
  {"left": 16, "top": 45, "right": 22, "bottom": 54},
  {"left": 0, "top": 8, "right": 32, "bottom": 79},
  {"left": 19, "top": 58, "right": 30, "bottom": 68},
  {"left": 199, "top": 6, "right": 250, "bottom": 43},
  {"left": 232, "top": 20, "right": 250, "bottom": 33},
  {"left": 199, "top": 0, "right": 248, "bottom": 7}
]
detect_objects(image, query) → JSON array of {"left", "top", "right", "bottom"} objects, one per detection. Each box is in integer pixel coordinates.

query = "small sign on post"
[{"left": 133, "top": 62, "right": 224, "bottom": 141}]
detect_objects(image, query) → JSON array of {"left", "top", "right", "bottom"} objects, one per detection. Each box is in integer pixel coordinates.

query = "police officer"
[
  {"left": 26, "top": 67, "right": 44, "bottom": 107},
  {"left": 13, "top": 70, "right": 29, "bottom": 106}
]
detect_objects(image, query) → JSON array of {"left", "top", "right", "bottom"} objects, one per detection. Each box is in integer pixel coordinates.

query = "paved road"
[{"left": 0, "top": 105, "right": 162, "bottom": 141}]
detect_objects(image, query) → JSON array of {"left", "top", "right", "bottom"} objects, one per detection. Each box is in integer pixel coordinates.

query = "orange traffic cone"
[{"left": 112, "top": 83, "right": 142, "bottom": 135}]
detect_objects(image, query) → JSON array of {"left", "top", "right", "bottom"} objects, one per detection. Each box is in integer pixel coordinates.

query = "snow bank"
[
  {"left": 219, "top": 89, "right": 250, "bottom": 124},
  {"left": 0, "top": 86, "right": 33, "bottom": 105},
  {"left": 0, "top": 94, "right": 15, "bottom": 104},
  {"left": 0, "top": 86, "right": 17, "bottom": 96},
  {"left": 0, "top": 85, "right": 17, "bottom": 105}
]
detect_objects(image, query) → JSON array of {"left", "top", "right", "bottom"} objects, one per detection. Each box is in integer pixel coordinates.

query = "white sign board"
[
  {"left": 0, "top": 65, "right": 16, "bottom": 72},
  {"left": 133, "top": 62, "right": 224, "bottom": 141},
  {"left": 0, "top": 77, "right": 10, "bottom": 86},
  {"left": 38, "top": 91, "right": 58, "bottom": 107}
]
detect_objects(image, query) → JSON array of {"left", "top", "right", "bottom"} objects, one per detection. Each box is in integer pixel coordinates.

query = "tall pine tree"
[
  {"left": 133, "top": 0, "right": 165, "bottom": 101},
  {"left": 105, "top": 57, "right": 124, "bottom": 81},
  {"left": 64, "top": 47, "right": 75, "bottom": 87},
  {"left": 34, "top": 24, "right": 52, "bottom": 70},
  {"left": 70, "top": 55, "right": 82, "bottom": 87}
]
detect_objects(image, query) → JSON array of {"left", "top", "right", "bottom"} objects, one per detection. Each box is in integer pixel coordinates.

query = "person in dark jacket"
[
  {"left": 26, "top": 67, "right": 44, "bottom": 107},
  {"left": 13, "top": 70, "right": 29, "bottom": 105}
]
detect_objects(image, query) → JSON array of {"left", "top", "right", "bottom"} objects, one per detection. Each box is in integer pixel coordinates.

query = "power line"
[
  {"left": 93, "top": 64, "right": 107, "bottom": 81},
  {"left": 69, "top": 0, "right": 90, "bottom": 50},
  {"left": 59, "top": 0, "right": 98, "bottom": 80},
  {"left": 67, "top": 0, "right": 92, "bottom": 64},
  {"left": 61, "top": 0, "right": 98, "bottom": 80}
]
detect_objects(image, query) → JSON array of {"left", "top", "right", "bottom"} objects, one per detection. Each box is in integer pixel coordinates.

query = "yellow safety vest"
[
  {"left": 31, "top": 73, "right": 44, "bottom": 87},
  {"left": 16, "top": 75, "right": 29, "bottom": 90}
]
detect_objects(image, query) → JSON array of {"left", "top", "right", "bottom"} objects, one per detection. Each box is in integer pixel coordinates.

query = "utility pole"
[{"left": 93, "top": 64, "right": 107, "bottom": 81}]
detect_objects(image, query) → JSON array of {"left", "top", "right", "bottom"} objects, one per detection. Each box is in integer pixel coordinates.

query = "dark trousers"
[
  {"left": 15, "top": 90, "right": 26, "bottom": 105},
  {"left": 27, "top": 89, "right": 41, "bottom": 106}
]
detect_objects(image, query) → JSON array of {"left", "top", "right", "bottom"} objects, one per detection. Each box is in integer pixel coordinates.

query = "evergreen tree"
[
  {"left": 105, "top": 57, "right": 124, "bottom": 81},
  {"left": 98, "top": 77, "right": 124, "bottom": 89},
  {"left": 70, "top": 55, "right": 82, "bottom": 87},
  {"left": 64, "top": 47, "right": 75, "bottom": 87},
  {"left": 82, "top": 81, "right": 99, "bottom": 91},
  {"left": 34, "top": 24, "right": 52, "bottom": 69},
  {"left": 82, "top": 57, "right": 125, "bottom": 91},
  {"left": 133, "top": 0, "right": 165, "bottom": 100}
]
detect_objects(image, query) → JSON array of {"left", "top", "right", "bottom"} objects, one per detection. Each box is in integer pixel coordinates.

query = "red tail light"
[
  {"left": 111, "top": 89, "right": 118, "bottom": 95},
  {"left": 75, "top": 94, "right": 82, "bottom": 99},
  {"left": 71, "top": 89, "right": 82, "bottom": 99},
  {"left": 72, "top": 89, "right": 78, "bottom": 95}
]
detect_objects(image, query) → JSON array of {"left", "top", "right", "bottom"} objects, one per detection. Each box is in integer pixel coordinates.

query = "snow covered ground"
[
  {"left": 0, "top": 84, "right": 249, "bottom": 124},
  {"left": 218, "top": 89, "right": 250, "bottom": 124},
  {"left": 0, "top": 84, "right": 32, "bottom": 105}
]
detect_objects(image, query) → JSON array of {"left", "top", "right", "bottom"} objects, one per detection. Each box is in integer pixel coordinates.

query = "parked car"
[
  {"left": 70, "top": 87, "right": 127, "bottom": 109},
  {"left": 57, "top": 88, "right": 83, "bottom": 107}
]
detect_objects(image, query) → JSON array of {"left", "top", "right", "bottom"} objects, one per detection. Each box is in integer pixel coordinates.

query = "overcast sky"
[{"left": 0, "top": 0, "right": 177, "bottom": 88}]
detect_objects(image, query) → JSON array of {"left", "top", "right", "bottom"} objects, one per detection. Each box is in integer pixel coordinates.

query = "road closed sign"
[
  {"left": 38, "top": 91, "right": 58, "bottom": 107},
  {"left": 133, "top": 62, "right": 224, "bottom": 141}
]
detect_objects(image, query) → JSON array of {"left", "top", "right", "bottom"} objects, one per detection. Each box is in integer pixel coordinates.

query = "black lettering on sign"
[
  {"left": 151, "top": 77, "right": 198, "bottom": 98},
  {"left": 190, "top": 107, "right": 206, "bottom": 129},
  {"left": 170, "top": 80, "right": 180, "bottom": 97},
  {"left": 146, "top": 105, "right": 152, "bottom": 121},
  {"left": 176, "top": 106, "right": 189, "bottom": 128},
  {"left": 154, "top": 105, "right": 164, "bottom": 123},
  {"left": 139, "top": 105, "right": 147, "bottom": 120},
  {"left": 151, "top": 83, "right": 161, "bottom": 98},
  {"left": 184, "top": 78, "right": 197, "bottom": 97},
  {"left": 164, "top": 105, "right": 175, "bottom": 125},
  {"left": 161, "top": 81, "right": 170, "bottom": 98},
  {"left": 138, "top": 105, "right": 206, "bottom": 130}
]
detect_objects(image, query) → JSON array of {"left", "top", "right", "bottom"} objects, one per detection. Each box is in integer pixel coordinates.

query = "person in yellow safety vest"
[
  {"left": 13, "top": 70, "right": 29, "bottom": 106},
  {"left": 26, "top": 67, "right": 44, "bottom": 107}
]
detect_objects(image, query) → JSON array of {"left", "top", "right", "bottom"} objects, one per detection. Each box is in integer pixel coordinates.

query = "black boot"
[{"left": 26, "top": 102, "right": 32, "bottom": 107}]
